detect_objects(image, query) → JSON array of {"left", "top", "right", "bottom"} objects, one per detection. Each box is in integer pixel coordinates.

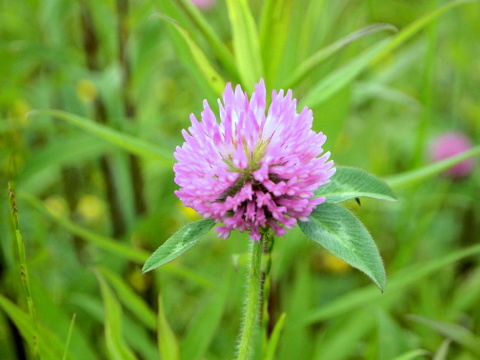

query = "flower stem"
[{"left": 237, "top": 235, "right": 264, "bottom": 360}]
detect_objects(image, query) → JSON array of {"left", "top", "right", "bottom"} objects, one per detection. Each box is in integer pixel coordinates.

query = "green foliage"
[
  {"left": 299, "top": 203, "right": 386, "bottom": 291},
  {"left": 142, "top": 219, "right": 215, "bottom": 273},
  {"left": 1, "top": 0, "right": 480, "bottom": 359},
  {"left": 157, "top": 295, "right": 180, "bottom": 360},
  {"left": 96, "top": 271, "right": 137, "bottom": 360},
  {"left": 316, "top": 166, "right": 397, "bottom": 203}
]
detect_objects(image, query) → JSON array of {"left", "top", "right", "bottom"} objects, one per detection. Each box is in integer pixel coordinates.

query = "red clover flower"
[
  {"left": 429, "top": 131, "right": 475, "bottom": 178},
  {"left": 174, "top": 80, "right": 335, "bottom": 240}
]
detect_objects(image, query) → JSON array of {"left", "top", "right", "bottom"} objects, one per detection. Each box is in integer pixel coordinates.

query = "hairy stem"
[{"left": 237, "top": 234, "right": 265, "bottom": 360}]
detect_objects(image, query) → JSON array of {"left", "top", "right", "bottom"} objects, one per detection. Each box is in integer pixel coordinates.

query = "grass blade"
[
  {"left": 300, "top": 39, "right": 390, "bottom": 109},
  {"left": 303, "top": 243, "right": 480, "bottom": 324},
  {"left": 370, "top": 0, "right": 480, "bottom": 66},
  {"left": 0, "top": 295, "right": 67, "bottom": 360},
  {"left": 95, "top": 271, "right": 137, "bottom": 360},
  {"left": 19, "top": 192, "right": 150, "bottom": 264},
  {"left": 408, "top": 315, "right": 480, "bottom": 355},
  {"left": 384, "top": 144, "right": 480, "bottom": 189},
  {"left": 8, "top": 183, "right": 40, "bottom": 359},
  {"left": 28, "top": 110, "right": 174, "bottom": 166},
  {"left": 264, "top": 313, "right": 287, "bottom": 360},
  {"left": 284, "top": 23, "right": 397, "bottom": 89},
  {"left": 97, "top": 266, "right": 156, "bottom": 330},
  {"left": 259, "top": 0, "right": 293, "bottom": 86},
  {"left": 181, "top": 267, "right": 233, "bottom": 360},
  {"left": 226, "top": 0, "right": 264, "bottom": 89},
  {"left": 174, "top": 0, "right": 239, "bottom": 81},
  {"left": 151, "top": 13, "right": 226, "bottom": 96},
  {"left": 62, "top": 314, "right": 77, "bottom": 360},
  {"left": 157, "top": 295, "right": 180, "bottom": 360}
]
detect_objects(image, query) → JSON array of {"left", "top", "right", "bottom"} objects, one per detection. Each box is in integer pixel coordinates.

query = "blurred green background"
[{"left": 1, "top": 0, "right": 479, "bottom": 359}]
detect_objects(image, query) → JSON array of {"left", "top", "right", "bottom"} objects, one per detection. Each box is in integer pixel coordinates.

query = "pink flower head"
[
  {"left": 174, "top": 80, "right": 335, "bottom": 240},
  {"left": 190, "top": 0, "right": 216, "bottom": 10},
  {"left": 429, "top": 132, "right": 475, "bottom": 178}
]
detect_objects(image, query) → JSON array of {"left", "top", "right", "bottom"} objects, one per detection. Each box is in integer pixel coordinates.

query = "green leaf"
[
  {"left": 97, "top": 266, "right": 156, "bottom": 331},
  {"left": 142, "top": 219, "right": 215, "bottom": 273},
  {"left": 370, "top": 0, "right": 480, "bottom": 66},
  {"left": 407, "top": 315, "right": 480, "bottom": 355},
  {"left": 299, "top": 203, "right": 386, "bottom": 291},
  {"left": 433, "top": 340, "right": 451, "bottom": 360},
  {"left": 392, "top": 349, "right": 430, "bottom": 360},
  {"left": 316, "top": 166, "right": 397, "bottom": 203},
  {"left": 300, "top": 39, "right": 390, "bottom": 109},
  {"left": 151, "top": 14, "right": 226, "bottom": 96},
  {"left": 157, "top": 295, "right": 180, "bottom": 360},
  {"left": 259, "top": 0, "right": 293, "bottom": 86},
  {"left": 264, "top": 313, "right": 287, "bottom": 360},
  {"left": 20, "top": 192, "right": 150, "bottom": 264},
  {"left": 95, "top": 272, "right": 137, "bottom": 360},
  {"left": 283, "top": 23, "right": 397, "bottom": 89},
  {"left": 303, "top": 243, "right": 480, "bottom": 324},
  {"left": 300, "top": 0, "right": 479, "bottom": 109},
  {"left": 0, "top": 294, "right": 68, "bottom": 360},
  {"left": 20, "top": 192, "right": 215, "bottom": 287},
  {"left": 384, "top": 144, "right": 480, "bottom": 189},
  {"left": 17, "top": 133, "right": 110, "bottom": 190},
  {"left": 28, "top": 110, "right": 174, "bottom": 166},
  {"left": 226, "top": 0, "right": 264, "bottom": 89},
  {"left": 180, "top": 268, "right": 233, "bottom": 360},
  {"left": 174, "top": 0, "right": 239, "bottom": 81}
]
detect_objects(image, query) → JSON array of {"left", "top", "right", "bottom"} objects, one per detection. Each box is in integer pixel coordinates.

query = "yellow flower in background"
[
  {"left": 177, "top": 201, "right": 200, "bottom": 221},
  {"left": 9, "top": 99, "right": 31, "bottom": 127},
  {"left": 44, "top": 195, "right": 70, "bottom": 218},
  {"left": 323, "top": 252, "right": 351, "bottom": 274},
  {"left": 76, "top": 79, "right": 98, "bottom": 103},
  {"left": 77, "top": 195, "right": 106, "bottom": 225}
]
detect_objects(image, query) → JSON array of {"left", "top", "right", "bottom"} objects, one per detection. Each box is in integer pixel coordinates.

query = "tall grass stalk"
[{"left": 8, "top": 182, "right": 40, "bottom": 360}]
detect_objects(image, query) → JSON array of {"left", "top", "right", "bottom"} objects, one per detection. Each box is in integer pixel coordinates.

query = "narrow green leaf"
[
  {"left": 264, "top": 313, "right": 287, "bottom": 360},
  {"left": 0, "top": 294, "right": 67, "bottom": 360},
  {"left": 299, "top": 203, "right": 386, "bottom": 291},
  {"left": 20, "top": 192, "right": 150, "bottom": 264},
  {"left": 408, "top": 315, "right": 480, "bottom": 355},
  {"left": 28, "top": 110, "right": 174, "bottom": 166},
  {"left": 284, "top": 23, "right": 397, "bottom": 89},
  {"left": 62, "top": 314, "right": 77, "bottom": 360},
  {"left": 392, "top": 349, "right": 430, "bottom": 360},
  {"left": 21, "top": 191, "right": 215, "bottom": 288},
  {"left": 95, "top": 272, "right": 137, "bottom": 360},
  {"left": 17, "top": 133, "right": 109, "bottom": 189},
  {"left": 370, "top": 0, "right": 480, "bottom": 66},
  {"left": 142, "top": 219, "right": 215, "bottom": 273},
  {"left": 151, "top": 14, "right": 226, "bottom": 95},
  {"left": 384, "top": 145, "right": 480, "bottom": 189},
  {"left": 175, "top": 0, "right": 239, "bottom": 81},
  {"left": 433, "top": 340, "right": 451, "bottom": 360},
  {"left": 181, "top": 268, "right": 233, "bottom": 360},
  {"left": 300, "top": 0, "right": 479, "bottom": 109},
  {"left": 316, "top": 166, "right": 397, "bottom": 203},
  {"left": 301, "top": 39, "right": 390, "bottom": 109},
  {"left": 157, "top": 295, "right": 180, "bottom": 360},
  {"left": 97, "top": 266, "right": 156, "bottom": 330},
  {"left": 226, "top": 0, "right": 264, "bottom": 89},
  {"left": 303, "top": 243, "right": 480, "bottom": 324},
  {"left": 258, "top": 0, "right": 293, "bottom": 85}
]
